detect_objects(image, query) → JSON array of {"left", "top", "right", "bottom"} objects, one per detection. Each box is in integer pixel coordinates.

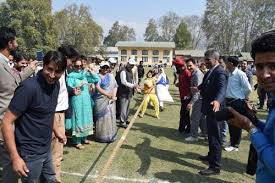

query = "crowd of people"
[{"left": 0, "top": 25, "right": 274, "bottom": 183}]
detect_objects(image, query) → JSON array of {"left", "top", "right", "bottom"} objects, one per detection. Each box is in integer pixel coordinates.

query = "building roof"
[
  {"left": 95, "top": 47, "right": 118, "bottom": 53},
  {"left": 115, "top": 41, "right": 175, "bottom": 48},
  {"left": 175, "top": 50, "right": 205, "bottom": 57},
  {"left": 239, "top": 52, "right": 253, "bottom": 61}
]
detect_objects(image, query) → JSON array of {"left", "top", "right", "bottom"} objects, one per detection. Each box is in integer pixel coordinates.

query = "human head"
[
  {"left": 139, "top": 61, "right": 143, "bottom": 65},
  {"left": 42, "top": 51, "right": 67, "bottom": 84},
  {"left": 173, "top": 58, "right": 186, "bottom": 74},
  {"left": 126, "top": 58, "right": 136, "bottom": 71},
  {"left": 108, "top": 57, "right": 117, "bottom": 69},
  {"left": 240, "top": 60, "right": 248, "bottom": 71},
  {"left": 13, "top": 53, "right": 28, "bottom": 71},
  {"left": 224, "top": 56, "right": 239, "bottom": 72},
  {"left": 80, "top": 55, "right": 87, "bottom": 68},
  {"left": 251, "top": 31, "right": 275, "bottom": 93},
  {"left": 58, "top": 45, "right": 79, "bottom": 67},
  {"left": 186, "top": 57, "right": 197, "bottom": 73},
  {"left": 100, "top": 61, "right": 110, "bottom": 75},
  {"left": 0, "top": 27, "right": 18, "bottom": 57},
  {"left": 146, "top": 70, "right": 154, "bottom": 78},
  {"left": 204, "top": 48, "right": 220, "bottom": 69},
  {"left": 73, "top": 58, "right": 84, "bottom": 72}
]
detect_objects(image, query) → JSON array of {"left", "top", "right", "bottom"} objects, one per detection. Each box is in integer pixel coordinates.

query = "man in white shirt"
[{"left": 224, "top": 56, "right": 252, "bottom": 152}]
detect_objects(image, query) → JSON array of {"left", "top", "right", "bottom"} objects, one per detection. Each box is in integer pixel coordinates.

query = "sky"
[{"left": 52, "top": 0, "right": 206, "bottom": 41}]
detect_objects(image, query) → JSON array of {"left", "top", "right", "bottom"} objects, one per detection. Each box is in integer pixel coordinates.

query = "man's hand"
[
  {"left": 12, "top": 156, "right": 29, "bottom": 177},
  {"left": 73, "top": 88, "right": 81, "bottom": 96},
  {"left": 211, "top": 100, "right": 220, "bottom": 112},
  {"left": 190, "top": 87, "right": 199, "bottom": 93},
  {"left": 29, "top": 60, "right": 38, "bottom": 71},
  {"left": 228, "top": 107, "right": 253, "bottom": 132},
  {"left": 186, "top": 103, "right": 192, "bottom": 111}
]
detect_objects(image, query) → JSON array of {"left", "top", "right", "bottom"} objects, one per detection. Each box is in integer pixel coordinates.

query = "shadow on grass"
[
  {"left": 79, "top": 143, "right": 110, "bottom": 183},
  {"left": 132, "top": 123, "right": 208, "bottom": 147},
  {"left": 155, "top": 169, "right": 231, "bottom": 183},
  {"left": 122, "top": 138, "right": 205, "bottom": 176},
  {"left": 182, "top": 152, "right": 247, "bottom": 174}
]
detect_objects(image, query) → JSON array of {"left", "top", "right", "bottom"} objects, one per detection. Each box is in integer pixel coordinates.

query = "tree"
[
  {"left": 174, "top": 22, "right": 192, "bottom": 49},
  {"left": 182, "top": 15, "right": 206, "bottom": 49},
  {"left": 54, "top": 4, "right": 103, "bottom": 55},
  {"left": 203, "top": 0, "right": 275, "bottom": 55},
  {"left": 103, "top": 21, "right": 136, "bottom": 46},
  {"left": 158, "top": 12, "right": 181, "bottom": 41},
  {"left": 144, "top": 19, "right": 160, "bottom": 41},
  {"left": 0, "top": 0, "right": 58, "bottom": 56}
]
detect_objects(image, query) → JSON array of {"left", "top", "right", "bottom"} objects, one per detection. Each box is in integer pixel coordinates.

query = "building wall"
[{"left": 118, "top": 47, "right": 174, "bottom": 66}]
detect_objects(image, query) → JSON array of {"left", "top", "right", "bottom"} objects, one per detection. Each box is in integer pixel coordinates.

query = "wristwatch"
[{"left": 249, "top": 126, "right": 259, "bottom": 137}]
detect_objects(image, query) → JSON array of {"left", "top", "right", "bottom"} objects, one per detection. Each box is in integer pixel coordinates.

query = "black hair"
[
  {"left": 251, "top": 32, "right": 275, "bottom": 60},
  {"left": 14, "top": 52, "right": 27, "bottom": 63},
  {"left": 0, "top": 27, "right": 16, "bottom": 50},
  {"left": 186, "top": 57, "right": 196, "bottom": 64},
  {"left": 80, "top": 55, "right": 87, "bottom": 61},
  {"left": 58, "top": 45, "right": 79, "bottom": 59},
  {"left": 227, "top": 56, "right": 239, "bottom": 67},
  {"left": 43, "top": 51, "right": 67, "bottom": 71},
  {"left": 146, "top": 70, "right": 154, "bottom": 77}
]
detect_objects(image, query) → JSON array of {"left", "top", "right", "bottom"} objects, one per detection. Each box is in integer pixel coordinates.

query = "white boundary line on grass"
[{"left": 61, "top": 171, "right": 170, "bottom": 183}]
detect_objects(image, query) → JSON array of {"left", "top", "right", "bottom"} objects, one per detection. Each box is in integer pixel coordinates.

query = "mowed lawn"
[{"left": 60, "top": 68, "right": 262, "bottom": 183}]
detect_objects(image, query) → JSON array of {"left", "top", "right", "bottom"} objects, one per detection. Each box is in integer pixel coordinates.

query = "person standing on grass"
[
  {"left": 137, "top": 60, "right": 145, "bottom": 84},
  {"left": 117, "top": 58, "right": 140, "bottom": 128},
  {"left": 185, "top": 57, "right": 207, "bottom": 142},
  {"left": 240, "top": 60, "right": 253, "bottom": 87},
  {"left": 139, "top": 70, "right": 160, "bottom": 119},
  {"left": 228, "top": 30, "right": 275, "bottom": 183},
  {"left": 1, "top": 51, "right": 67, "bottom": 183},
  {"left": 173, "top": 58, "right": 192, "bottom": 134},
  {"left": 0, "top": 26, "right": 37, "bottom": 183},
  {"left": 197, "top": 49, "right": 228, "bottom": 175},
  {"left": 223, "top": 56, "right": 252, "bottom": 152},
  {"left": 66, "top": 58, "right": 99, "bottom": 149}
]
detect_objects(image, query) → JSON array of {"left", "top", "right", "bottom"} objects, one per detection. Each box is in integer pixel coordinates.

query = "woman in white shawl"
[{"left": 156, "top": 67, "right": 173, "bottom": 111}]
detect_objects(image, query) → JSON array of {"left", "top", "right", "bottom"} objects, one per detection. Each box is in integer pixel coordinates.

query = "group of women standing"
[{"left": 65, "top": 58, "right": 118, "bottom": 149}]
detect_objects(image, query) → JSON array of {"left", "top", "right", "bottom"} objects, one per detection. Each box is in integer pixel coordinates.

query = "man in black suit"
[{"left": 195, "top": 49, "right": 228, "bottom": 175}]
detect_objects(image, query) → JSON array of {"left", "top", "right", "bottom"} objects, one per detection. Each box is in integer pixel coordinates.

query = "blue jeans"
[{"left": 21, "top": 151, "right": 55, "bottom": 183}]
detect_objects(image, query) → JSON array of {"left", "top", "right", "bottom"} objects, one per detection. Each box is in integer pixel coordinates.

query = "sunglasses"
[{"left": 75, "top": 64, "right": 83, "bottom": 68}]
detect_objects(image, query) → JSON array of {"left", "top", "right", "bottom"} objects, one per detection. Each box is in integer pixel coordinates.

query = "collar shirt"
[
  {"left": 55, "top": 73, "right": 69, "bottom": 112},
  {"left": 0, "top": 53, "right": 10, "bottom": 65},
  {"left": 226, "top": 68, "right": 252, "bottom": 99}
]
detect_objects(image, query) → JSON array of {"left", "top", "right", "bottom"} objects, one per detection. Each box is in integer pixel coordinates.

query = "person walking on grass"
[
  {"left": 185, "top": 57, "right": 207, "bottom": 142},
  {"left": 139, "top": 70, "right": 160, "bottom": 119}
]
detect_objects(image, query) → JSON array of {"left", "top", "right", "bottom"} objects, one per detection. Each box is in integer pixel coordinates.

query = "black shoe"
[
  {"left": 160, "top": 107, "right": 164, "bottom": 112},
  {"left": 198, "top": 155, "right": 209, "bottom": 162},
  {"left": 199, "top": 168, "right": 220, "bottom": 175},
  {"left": 118, "top": 123, "right": 128, "bottom": 129}
]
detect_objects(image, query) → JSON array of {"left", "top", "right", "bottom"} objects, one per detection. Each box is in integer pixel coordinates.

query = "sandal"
[
  {"left": 84, "top": 140, "right": 92, "bottom": 144},
  {"left": 75, "top": 144, "right": 85, "bottom": 150}
]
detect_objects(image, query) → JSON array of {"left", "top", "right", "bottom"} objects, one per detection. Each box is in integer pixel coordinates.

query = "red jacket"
[{"left": 178, "top": 69, "right": 191, "bottom": 99}]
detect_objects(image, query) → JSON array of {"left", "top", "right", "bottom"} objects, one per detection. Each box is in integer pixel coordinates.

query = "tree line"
[{"left": 0, "top": 0, "right": 274, "bottom": 56}]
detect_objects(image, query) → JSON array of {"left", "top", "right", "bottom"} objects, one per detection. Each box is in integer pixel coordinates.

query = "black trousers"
[
  {"left": 178, "top": 99, "right": 191, "bottom": 133},
  {"left": 206, "top": 112, "right": 222, "bottom": 169},
  {"left": 226, "top": 99, "right": 247, "bottom": 148}
]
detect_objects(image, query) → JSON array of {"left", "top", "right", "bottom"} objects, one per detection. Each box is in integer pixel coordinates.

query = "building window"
[
  {"left": 152, "top": 57, "right": 158, "bottom": 62},
  {"left": 121, "top": 56, "right": 127, "bottom": 62},
  {"left": 164, "top": 50, "right": 170, "bottom": 56},
  {"left": 142, "top": 50, "right": 148, "bottom": 55},
  {"left": 131, "top": 50, "right": 137, "bottom": 55},
  {"left": 142, "top": 56, "right": 148, "bottom": 62},
  {"left": 153, "top": 50, "right": 159, "bottom": 55},
  {"left": 121, "top": 49, "right": 127, "bottom": 55},
  {"left": 163, "top": 57, "right": 170, "bottom": 63}
]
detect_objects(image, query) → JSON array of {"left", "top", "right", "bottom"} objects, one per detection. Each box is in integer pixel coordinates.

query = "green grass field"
[{"left": 61, "top": 68, "right": 262, "bottom": 183}]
